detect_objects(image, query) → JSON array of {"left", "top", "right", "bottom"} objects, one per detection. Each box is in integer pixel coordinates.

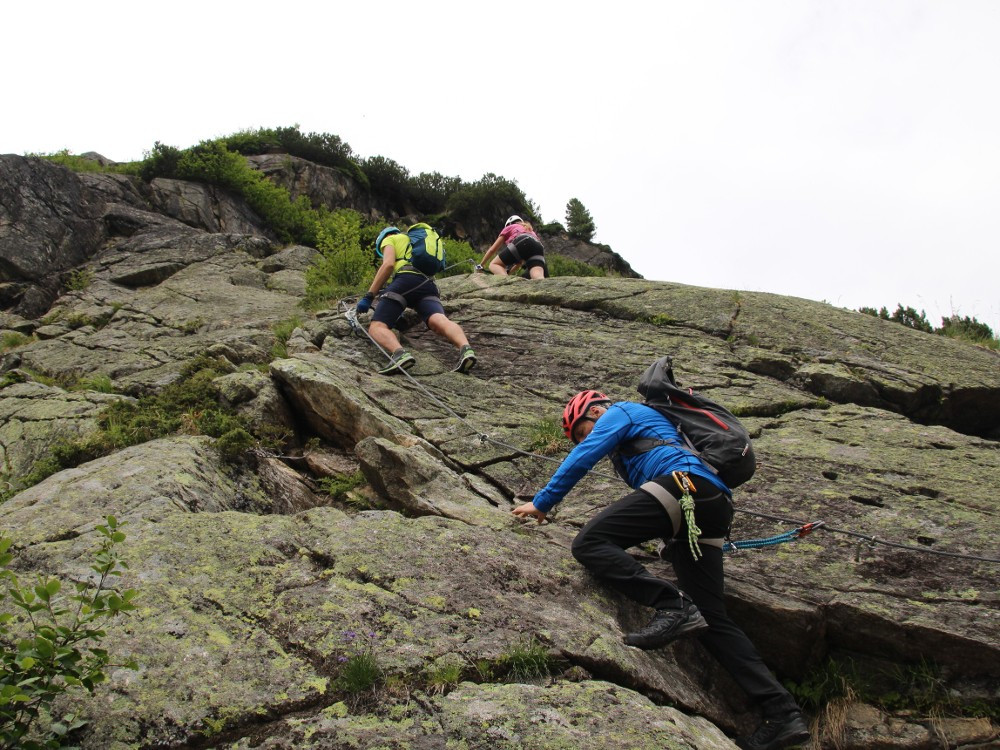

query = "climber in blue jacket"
[{"left": 513, "top": 390, "right": 809, "bottom": 750}]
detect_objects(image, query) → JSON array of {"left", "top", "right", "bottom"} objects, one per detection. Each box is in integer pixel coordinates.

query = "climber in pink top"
[{"left": 477, "top": 215, "right": 548, "bottom": 279}]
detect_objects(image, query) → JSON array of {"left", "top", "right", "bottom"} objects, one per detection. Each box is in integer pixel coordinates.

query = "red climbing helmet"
[{"left": 562, "top": 390, "right": 611, "bottom": 441}]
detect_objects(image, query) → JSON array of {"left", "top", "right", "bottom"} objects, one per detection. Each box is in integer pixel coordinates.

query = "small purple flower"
[
  {"left": 337, "top": 655, "right": 348, "bottom": 663},
  {"left": 343, "top": 630, "right": 357, "bottom": 641}
]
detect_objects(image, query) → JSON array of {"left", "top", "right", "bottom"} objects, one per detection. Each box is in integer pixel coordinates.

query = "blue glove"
[{"left": 356, "top": 292, "right": 374, "bottom": 314}]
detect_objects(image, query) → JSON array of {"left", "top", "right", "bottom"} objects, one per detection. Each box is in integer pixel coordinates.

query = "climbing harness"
[
  {"left": 338, "top": 288, "right": 1000, "bottom": 565},
  {"left": 641, "top": 472, "right": 717, "bottom": 560}
]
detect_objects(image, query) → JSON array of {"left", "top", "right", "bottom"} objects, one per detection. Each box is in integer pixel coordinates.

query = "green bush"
[
  {"left": 939, "top": 315, "right": 997, "bottom": 349},
  {"left": 4, "top": 358, "right": 275, "bottom": 497},
  {"left": 137, "top": 140, "right": 318, "bottom": 244},
  {"left": 176, "top": 141, "right": 319, "bottom": 244},
  {"left": 360, "top": 156, "right": 410, "bottom": 205},
  {"left": 138, "top": 141, "right": 182, "bottom": 181},
  {"left": 408, "top": 172, "right": 462, "bottom": 214},
  {"left": 546, "top": 254, "right": 608, "bottom": 278},
  {"left": 272, "top": 316, "right": 303, "bottom": 345},
  {"left": 439, "top": 238, "right": 479, "bottom": 278},
  {"left": 31, "top": 150, "right": 105, "bottom": 174},
  {"left": 889, "top": 305, "right": 932, "bottom": 332},
  {"left": 446, "top": 173, "right": 533, "bottom": 230},
  {"left": 30, "top": 150, "right": 142, "bottom": 176},
  {"left": 64, "top": 269, "right": 94, "bottom": 292},
  {"left": 0, "top": 333, "right": 30, "bottom": 353},
  {"left": 304, "top": 210, "right": 375, "bottom": 309},
  {"left": 316, "top": 471, "right": 365, "bottom": 503},
  {"left": 859, "top": 304, "right": 931, "bottom": 332},
  {"left": 221, "top": 126, "right": 368, "bottom": 186},
  {"left": 214, "top": 428, "right": 255, "bottom": 462},
  {"left": 861, "top": 305, "right": 998, "bottom": 349},
  {"left": 0, "top": 517, "right": 138, "bottom": 748}
]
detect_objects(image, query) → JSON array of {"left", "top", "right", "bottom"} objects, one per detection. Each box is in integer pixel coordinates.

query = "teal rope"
[{"left": 724, "top": 529, "right": 801, "bottom": 552}]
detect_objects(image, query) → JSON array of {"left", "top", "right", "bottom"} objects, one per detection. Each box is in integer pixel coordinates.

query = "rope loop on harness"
[{"left": 671, "top": 471, "right": 703, "bottom": 560}]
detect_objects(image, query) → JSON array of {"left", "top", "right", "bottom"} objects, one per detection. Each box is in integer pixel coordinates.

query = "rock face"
[
  {"left": 0, "top": 157, "right": 105, "bottom": 315},
  {"left": 0, "top": 155, "right": 997, "bottom": 750}
]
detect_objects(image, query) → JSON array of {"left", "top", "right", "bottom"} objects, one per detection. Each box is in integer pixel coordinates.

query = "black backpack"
[{"left": 615, "top": 356, "right": 756, "bottom": 488}]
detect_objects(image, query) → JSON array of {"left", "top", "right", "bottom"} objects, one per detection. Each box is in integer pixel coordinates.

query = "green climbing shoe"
[
  {"left": 455, "top": 345, "right": 477, "bottom": 373},
  {"left": 378, "top": 350, "right": 416, "bottom": 375}
]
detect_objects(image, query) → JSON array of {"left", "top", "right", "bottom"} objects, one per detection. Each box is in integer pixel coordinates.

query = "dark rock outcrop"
[
  {"left": 540, "top": 232, "right": 640, "bottom": 276},
  {"left": 0, "top": 156, "right": 105, "bottom": 315}
]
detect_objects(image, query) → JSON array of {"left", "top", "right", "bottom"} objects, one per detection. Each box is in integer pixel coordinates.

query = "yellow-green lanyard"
[{"left": 672, "top": 471, "right": 703, "bottom": 560}]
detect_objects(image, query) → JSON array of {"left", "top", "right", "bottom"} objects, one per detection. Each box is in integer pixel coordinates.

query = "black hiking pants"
[{"left": 571, "top": 474, "right": 799, "bottom": 715}]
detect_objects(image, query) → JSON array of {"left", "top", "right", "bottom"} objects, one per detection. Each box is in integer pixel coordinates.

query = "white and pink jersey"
[{"left": 499, "top": 223, "right": 539, "bottom": 244}]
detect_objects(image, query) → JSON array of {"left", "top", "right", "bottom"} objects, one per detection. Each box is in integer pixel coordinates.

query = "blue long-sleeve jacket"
[{"left": 532, "top": 402, "right": 731, "bottom": 513}]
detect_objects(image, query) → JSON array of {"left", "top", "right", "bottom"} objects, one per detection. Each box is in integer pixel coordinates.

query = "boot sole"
[
  {"left": 738, "top": 719, "right": 810, "bottom": 750},
  {"left": 768, "top": 725, "right": 810, "bottom": 750},
  {"left": 454, "top": 356, "right": 477, "bottom": 373}
]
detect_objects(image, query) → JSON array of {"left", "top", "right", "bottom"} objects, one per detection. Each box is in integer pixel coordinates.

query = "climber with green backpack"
[
  {"left": 512, "top": 356, "right": 809, "bottom": 750},
  {"left": 355, "top": 223, "right": 476, "bottom": 375}
]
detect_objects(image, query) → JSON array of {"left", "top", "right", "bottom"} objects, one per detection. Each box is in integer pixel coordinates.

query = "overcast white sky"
[{"left": 4, "top": 1, "right": 999, "bottom": 334}]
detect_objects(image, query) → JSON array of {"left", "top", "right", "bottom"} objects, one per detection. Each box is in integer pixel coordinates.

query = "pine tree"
[{"left": 565, "top": 198, "right": 596, "bottom": 241}]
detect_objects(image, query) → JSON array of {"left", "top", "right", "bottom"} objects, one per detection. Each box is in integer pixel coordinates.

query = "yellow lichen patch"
[
  {"left": 424, "top": 595, "right": 448, "bottom": 610},
  {"left": 303, "top": 676, "right": 328, "bottom": 695},
  {"left": 322, "top": 701, "right": 349, "bottom": 719}
]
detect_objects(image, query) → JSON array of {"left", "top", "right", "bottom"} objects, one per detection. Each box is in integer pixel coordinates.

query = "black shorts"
[
  {"left": 371, "top": 272, "right": 445, "bottom": 327},
  {"left": 498, "top": 235, "right": 546, "bottom": 271}
]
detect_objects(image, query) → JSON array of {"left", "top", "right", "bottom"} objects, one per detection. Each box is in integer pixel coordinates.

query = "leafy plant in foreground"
[{"left": 0, "top": 517, "right": 138, "bottom": 748}]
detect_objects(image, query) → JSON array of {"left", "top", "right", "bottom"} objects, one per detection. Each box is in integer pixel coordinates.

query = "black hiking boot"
[
  {"left": 623, "top": 598, "right": 708, "bottom": 649},
  {"left": 736, "top": 712, "right": 810, "bottom": 750}
]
